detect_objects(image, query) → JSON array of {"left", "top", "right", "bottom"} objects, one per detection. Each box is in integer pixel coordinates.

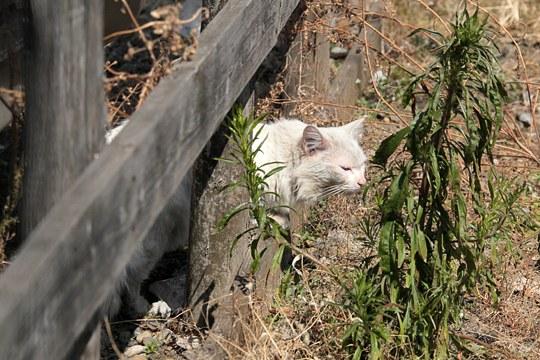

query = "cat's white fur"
[
  {"left": 254, "top": 118, "right": 367, "bottom": 225},
  {"left": 104, "top": 117, "right": 366, "bottom": 317}
]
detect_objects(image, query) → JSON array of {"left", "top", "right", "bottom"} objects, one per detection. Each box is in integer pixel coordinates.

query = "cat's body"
[
  {"left": 104, "top": 117, "right": 366, "bottom": 318},
  {"left": 254, "top": 118, "right": 367, "bottom": 226}
]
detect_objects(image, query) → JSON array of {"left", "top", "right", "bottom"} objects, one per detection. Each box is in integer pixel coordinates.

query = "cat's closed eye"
[{"left": 340, "top": 165, "right": 352, "bottom": 172}]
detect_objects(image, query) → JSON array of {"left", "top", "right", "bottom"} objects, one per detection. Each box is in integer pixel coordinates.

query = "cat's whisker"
[
  {"left": 321, "top": 185, "right": 344, "bottom": 198},
  {"left": 320, "top": 186, "right": 337, "bottom": 197}
]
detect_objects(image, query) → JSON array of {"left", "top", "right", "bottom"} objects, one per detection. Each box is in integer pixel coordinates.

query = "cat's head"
[{"left": 293, "top": 118, "right": 367, "bottom": 202}]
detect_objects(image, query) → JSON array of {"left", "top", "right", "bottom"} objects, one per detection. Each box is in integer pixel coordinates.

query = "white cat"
[
  {"left": 104, "top": 117, "right": 366, "bottom": 317},
  {"left": 254, "top": 118, "right": 367, "bottom": 227}
]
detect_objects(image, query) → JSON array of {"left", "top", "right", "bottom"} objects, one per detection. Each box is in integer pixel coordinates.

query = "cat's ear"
[
  {"left": 342, "top": 118, "right": 365, "bottom": 139},
  {"left": 302, "top": 126, "right": 328, "bottom": 154}
]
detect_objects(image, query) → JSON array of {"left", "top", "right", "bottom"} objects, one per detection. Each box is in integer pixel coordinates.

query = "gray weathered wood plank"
[
  {"left": 17, "top": 1, "right": 105, "bottom": 359},
  {"left": 0, "top": 0, "right": 299, "bottom": 359},
  {"left": 21, "top": 0, "right": 106, "bottom": 237}
]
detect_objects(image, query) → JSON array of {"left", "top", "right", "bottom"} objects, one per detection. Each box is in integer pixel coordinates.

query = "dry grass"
[
  {"left": 0, "top": 0, "right": 538, "bottom": 358},
  {"left": 214, "top": 0, "right": 540, "bottom": 358}
]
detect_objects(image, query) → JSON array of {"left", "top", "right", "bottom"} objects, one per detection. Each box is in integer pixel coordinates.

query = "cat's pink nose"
[{"left": 357, "top": 177, "right": 366, "bottom": 187}]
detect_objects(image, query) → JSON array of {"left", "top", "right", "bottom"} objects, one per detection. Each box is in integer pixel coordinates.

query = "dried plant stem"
[
  {"left": 456, "top": 333, "right": 516, "bottom": 359},
  {"left": 307, "top": 16, "right": 417, "bottom": 76},
  {"left": 120, "top": 0, "right": 157, "bottom": 64},
  {"left": 414, "top": 0, "right": 452, "bottom": 34},
  {"left": 103, "top": 7, "right": 207, "bottom": 43},
  {"left": 272, "top": 98, "right": 412, "bottom": 119},
  {"left": 104, "top": 316, "right": 123, "bottom": 359},
  {"left": 359, "top": 0, "right": 407, "bottom": 126},
  {"left": 467, "top": 0, "right": 539, "bottom": 145}
]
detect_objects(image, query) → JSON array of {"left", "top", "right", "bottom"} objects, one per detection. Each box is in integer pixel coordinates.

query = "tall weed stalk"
[
  {"left": 216, "top": 107, "right": 288, "bottom": 274},
  {"left": 344, "top": 6, "right": 524, "bottom": 358}
]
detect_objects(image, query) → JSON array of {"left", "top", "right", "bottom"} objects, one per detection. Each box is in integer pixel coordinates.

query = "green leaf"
[
  {"left": 417, "top": 227, "right": 428, "bottom": 261},
  {"left": 382, "top": 164, "right": 411, "bottom": 222},
  {"left": 270, "top": 243, "right": 286, "bottom": 273},
  {"left": 214, "top": 157, "right": 238, "bottom": 165},
  {"left": 229, "top": 226, "right": 257, "bottom": 257},
  {"left": 397, "top": 234, "right": 405, "bottom": 267},
  {"left": 262, "top": 165, "right": 286, "bottom": 180},
  {"left": 373, "top": 127, "right": 411, "bottom": 166},
  {"left": 408, "top": 27, "right": 444, "bottom": 40},
  {"left": 216, "top": 202, "right": 249, "bottom": 232},
  {"left": 378, "top": 222, "right": 394, "bottom": 274},
  {"left": 217, "top": 180, "right": 243, "bottom": 194}
]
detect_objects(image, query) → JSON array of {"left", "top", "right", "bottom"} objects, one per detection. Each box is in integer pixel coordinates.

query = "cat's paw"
[{"left": 148, "top": 300, "right": 172, "bottom": 318}]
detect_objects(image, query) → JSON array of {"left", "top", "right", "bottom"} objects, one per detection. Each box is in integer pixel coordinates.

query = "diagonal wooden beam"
[{"left": 0, "top": 0, "right": 299, "bottom": 358}]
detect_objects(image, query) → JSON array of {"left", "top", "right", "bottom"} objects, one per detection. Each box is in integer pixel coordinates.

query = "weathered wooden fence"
[
  {"left": 0, "top": 0, "right": 299, "bottom": 358},
  {"left": 0, "top": 0, "right": 384, "bottom": 357}
]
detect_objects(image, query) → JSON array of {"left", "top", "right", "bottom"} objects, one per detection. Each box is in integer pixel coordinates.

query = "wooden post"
[
  {"left": 356, "top": 0, "right": 383, "bottom": 93},
  {"left": 282, "top": 0, "right": 383, "bottom": 122},
  {"left": 21, "top": 0, "right": 105, "bottom": 358},
  {"left": 187, "top": 85, "right": 292, "bottom": 358},
  {"left": 327, "top": 0, "right": 383, "bottom": 120},
  {"left": 282, "top": 9, "right": 330, "bottom": 117},
  {"left": 21, "top": 0, "right": 105, "bottom": 238}
]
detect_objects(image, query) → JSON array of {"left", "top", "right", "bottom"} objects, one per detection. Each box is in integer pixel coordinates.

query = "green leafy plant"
[
  {"left": 341, "top": 269, "right": 393, "bottom": 360},
  {"left": 345, "top": 5, "right": 527, "bottom": 358},
  {"left": 216, "top": 107, "right": 289, "bottom": 274},
  {"left": 143, "top": 340, "right": 159, "bottom": 355}
]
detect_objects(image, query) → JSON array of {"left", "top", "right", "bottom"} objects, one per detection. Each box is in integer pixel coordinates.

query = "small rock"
[
  {"left": 182, "top": 350, "right": 198, "bottom": 360},
  {"left": 511, "top": 275, "right": 540, "bottom": 297},
  {"left": 124, "top": 345, "right": 146, "bottom": 357},
  {"left": 136, "top": 331, "right": 153, "bottom": 344},
  {"left": 144, "top": 320, "right": 161, "bottom": 331},
  {"left": 190, "top": 336, "right": 201, "bottom": 349},
  {"left": 149, "top": 275, "right": 186, "bottom": 310},
  {"left": 142, "top": 336, "right": 158, "bottom": 346},
  {"left": 301, "top": 331, "right": 311, "bottom": 345},
  {"left": 133, "top": 327, "right": 143, "bottom": 337},
  {"left": 176, "top": 336, "right": 192, "bottom": 350},
  {"left": 374, "top": 69, "right": 387, "bottom": 85},
  {"left": 157, "top": 328, "right": 173, "bottom": 343},
  {"left": 330, "top": 46, "right": 348, "bottom": 59},
  {"left": 516, "top": 112, "right": 533, "bottom": 127}
]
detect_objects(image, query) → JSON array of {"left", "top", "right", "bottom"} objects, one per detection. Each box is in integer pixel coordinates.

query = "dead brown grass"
[
  {"left": 0, "top": 0, "right": 538, "bottom": 358},
  {"left": 217, "top": 0, "right": 540, "bottom": 358}
]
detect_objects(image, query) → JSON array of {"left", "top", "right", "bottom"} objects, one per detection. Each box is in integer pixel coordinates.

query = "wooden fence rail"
[{"left": 0, "top": 0, "right": 299, "bottom": 358}]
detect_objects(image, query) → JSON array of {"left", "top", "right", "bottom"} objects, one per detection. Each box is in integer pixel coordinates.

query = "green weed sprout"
[{"left": 216, "top": 107, "right": 288, "bottom": 274}]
